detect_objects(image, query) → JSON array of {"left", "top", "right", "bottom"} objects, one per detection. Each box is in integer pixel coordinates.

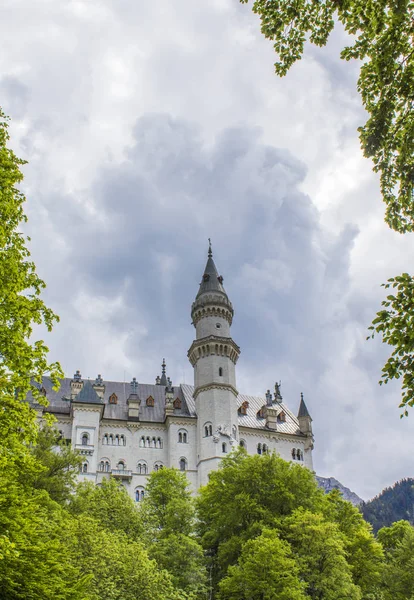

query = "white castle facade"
[{"left": 34, "top": 245, "right": 314, "bottom": 499}]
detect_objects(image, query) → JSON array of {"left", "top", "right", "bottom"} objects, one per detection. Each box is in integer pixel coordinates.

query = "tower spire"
[
  {"left": 160, "top": 358, "right": 167, "bottom": 386},
  {"left": 208, "top": 238, "right": 212, "bottom": 258}
]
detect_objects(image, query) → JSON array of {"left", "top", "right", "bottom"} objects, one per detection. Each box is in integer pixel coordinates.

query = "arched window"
[
  {"left": 257, "top": 443, "right": 262, "bottom": 455},
  {"left": 146, "top": 436, "right": 150, "bottom": 448},
  {"left": 115, "top": 435, "right": 120, "bottom": 446},
  {"left": 179, "top": 458, "right": 187, "bottom": 471},
  {"left": 204, "top": 422, "right": 213, "bottom": 437},
  {"left": 81, "top": 461, "right": 88, "bottom": 473},
  {"left": 120, "top": 435, "right": 126, "bottom": 446},
  {"left": 109, "top": 434, "right": 114, "bottom": 445},
  {"left": 146, "top": 396, "right": 155, "bottom": 407},
  {"left": 262, "top": 443, "right": 268, "bottom": 454},
  {"left": 157, "top": 437, "right": 162, "bottom": 449},
  {"left": 209, "top": 424, "right": 213, "bottom": 436},
  {"left": 151, "top": 437, "right": 156, "bottom": 448},
  {"left": 117, "top": 461, "right": 125, "bottom": 471},
  {"left": 105, "top": 460, "right": 110, "bottom": 472},
  {"left": 81, "top": 433, "right": 89, "bottom": 446},
  {"left": 135, "top": 487, "right": 145, "bottom": 502},
  {"left": 240, "top": 439, "right": 246, "bottom": 449},
  {"left": 222, "top": 442, "right": 227, "bottom": 453},
  {"left": 154, "top": 462, "right": 163, "bottom": 471},
  {"left": 173, "top": 398, "right": 181, "bottom": 409},
  {"left": 140, "top": 436, "right": 145, "bottom": 448},
  {"left": 278, "top": 411, "right": 286, "bottom": 423},
  {"left": 137, "top": 461, "right": 147, "bottom": 475},
  {"left": 292, "top": 449, "right": 296, "bottom": 460},
  {"left": 219, "top": 367, "right": 223, "bottom": 376},
  {"left": 178, "top": 429, "right": 188, "bottom": 444},
  {"left": 103, "top": 434, "right": 108, "bottom": 445}
]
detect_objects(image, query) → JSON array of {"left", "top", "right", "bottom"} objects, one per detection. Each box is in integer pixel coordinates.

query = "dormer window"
[
  {"left": 238, "top": 401, "right": 249, "bottom": 416},
  {"left": 278, "top": 411, "right": 286, "bottom": 423},
  {"left": 217, "top": 276, "right": 223, "bottom": 284},
  {"left": 173, "top": 398, "right": 182, "bottom": 409},
  {"left": 146, "top": 396, "right": 155, "bottom": 407},
  {"left": 257, "top": 407, "right": 265, "bottom": 419},
  {"left": 109, "top": 393, "right": 118, "bottom": 405},
  {"left": 203, "top": 274, "right": 210, "bottom": 282}
]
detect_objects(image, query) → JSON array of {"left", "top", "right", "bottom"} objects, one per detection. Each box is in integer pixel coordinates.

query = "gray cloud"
[{"left": 2, "top": 0, "right": 414, "bottom": 500}]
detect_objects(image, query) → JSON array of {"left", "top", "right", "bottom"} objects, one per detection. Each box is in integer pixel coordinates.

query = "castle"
[{"left": 34, "top": 244, "right": 314, "bottom": 499}]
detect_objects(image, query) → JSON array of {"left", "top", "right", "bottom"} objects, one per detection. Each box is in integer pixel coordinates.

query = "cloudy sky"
[{"left": 2, "top": 0, "right": 413, "bottom": 500}]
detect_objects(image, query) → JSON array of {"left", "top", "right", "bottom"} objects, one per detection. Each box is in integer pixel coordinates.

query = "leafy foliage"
[
  {"left": 22, "top": 425, "right": 82, "bottom": 504},
  {"left": 240, "top": 1, "right": 414, "bottom": 413},
  {"left": 368, "top": 275, "right": 414, "bottom": 414},
  {"left": 69, "top": 478, "right": 143, "bottom": 541},
  {"left": 218, "top": 528, "right": 307, "bottom": 600},
  {"left": 361, "top": 478, "right": 414, "bottom": 532},
  {"left": 142, "top": 468, "right": 207, "bottom": 598},
  {"left": 240, "top": 0, "right": 414, "bottom": 233},
  {"left": 0, "top": 108, "right": 63, "bottom": 473},
  {"left": 378, "top": 521, "right": 414, "bottom": 600}
]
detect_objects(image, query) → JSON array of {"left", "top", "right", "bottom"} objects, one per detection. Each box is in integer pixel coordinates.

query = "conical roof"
[
  {"left": 298, "top": 393, "right": 311, "bottom": 419},
  {"left": 196, "top": 242, "right": 227, "bottom": 299},
  {"left": 72, "top": 381, "right": 103, "bottom": 404}
]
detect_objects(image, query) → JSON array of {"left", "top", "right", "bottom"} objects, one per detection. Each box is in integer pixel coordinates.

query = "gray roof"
[
  {"left": 72, "top": 381, "right": 103, "bottom": 404},
  {"left": 298, "top": 394, "right": 311, "bottom": 419},
  {"left": 196, "top": 245, "right": 228, "bottom": 299},
  {"left": 35, "top": 377, "right": 301, "bottom": 434}
]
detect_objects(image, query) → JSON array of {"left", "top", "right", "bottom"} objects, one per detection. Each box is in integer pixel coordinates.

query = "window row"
[
  {"left": 97, "top": 460, "right": 164, "bottom": 473},
  {"left": 292, "top": 448, "right": 304, "bottom": 461},
  {"left": 83, "top": 458, "right": 187, "bottom": 475},
  {"left": 102, "top": 434, "right": 126, "bottom": 446},
  {"left": 140, "top": 436, "right": 163, "bottom": 448}
]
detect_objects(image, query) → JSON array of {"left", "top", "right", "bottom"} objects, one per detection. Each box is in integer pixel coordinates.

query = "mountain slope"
[
  {"left": 360, "top": 478, "right": 414, "bottom": 532},
  {"left": 316, "top": 476, "right": 363, "bottom": 506}
]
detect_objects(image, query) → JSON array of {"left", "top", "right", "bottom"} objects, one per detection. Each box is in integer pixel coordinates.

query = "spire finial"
[
  {"left": 301, "top": 392, "right": 304, "bottom": 401},
  {"left": 162, "top": 358, "right": 166, "bottom": 375},
  {"left": 208, "top": 238, "right": 212, "bottom": 258}
]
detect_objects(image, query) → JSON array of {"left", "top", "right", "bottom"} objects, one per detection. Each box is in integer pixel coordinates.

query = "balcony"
[
  {"left": 75, "top": 444, "right": 94, "bottom": 456},
  {"left": 111, "top": 469, "right": 133, "bottom": 480}
]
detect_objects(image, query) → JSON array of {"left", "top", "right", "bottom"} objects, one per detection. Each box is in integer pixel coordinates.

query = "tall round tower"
[{"left": 188, "top": 242, "right": 240, "bottom": 487}]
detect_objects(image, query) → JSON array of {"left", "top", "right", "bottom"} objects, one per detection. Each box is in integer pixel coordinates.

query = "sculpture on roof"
[{"left": 274, "top": 380, "right": 283, "bottom": 402}]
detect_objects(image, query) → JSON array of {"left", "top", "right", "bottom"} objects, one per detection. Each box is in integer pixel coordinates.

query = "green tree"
[
  {"left": 218, "top": 529, "right": 307, "bottom": 600},
  {"left": 197, "top": 449, "right": 325, "bottom": 585},
  {"left": 323, "top": 490, "right": 384, "bottom": 598},
  {"left": 0, "top": 108, "right": 62, "bottom": 473},
  {"left": 69, "top": 477, "right": 143, "bottom": 541},
  {"left": 0, "top": 107, "right": 64, "bottom": 592},
  {"left": 0, "top": 482, "right": 88, "bottom": 600},
  {"left": 21, "top": 425, "right": 82, "bottom": 504},
  {"left": 240, "top": 0, "right": 414, "bottom": 413},
  {"left": 378, "top": 521, "right": 414, "bottom": 600},
  {"left": 282, "top": 508, "right": 362, "bottom": 600},
  {"left": 64, "top": 515, "right": 182, "bottom": 600},
  {"left": 142, "top": 468, "right": 207, "bottom": 598}
]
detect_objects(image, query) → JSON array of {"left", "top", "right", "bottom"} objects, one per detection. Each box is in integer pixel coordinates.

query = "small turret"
[
  {"left": 298, "top": 392, "right": 312, "bottom": 436},
  {"left": 70, "top": 370, "right": 83, "bottom": 399},
  {"left": 92, "top": 374, "right": 105, "bottom": 399}
]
